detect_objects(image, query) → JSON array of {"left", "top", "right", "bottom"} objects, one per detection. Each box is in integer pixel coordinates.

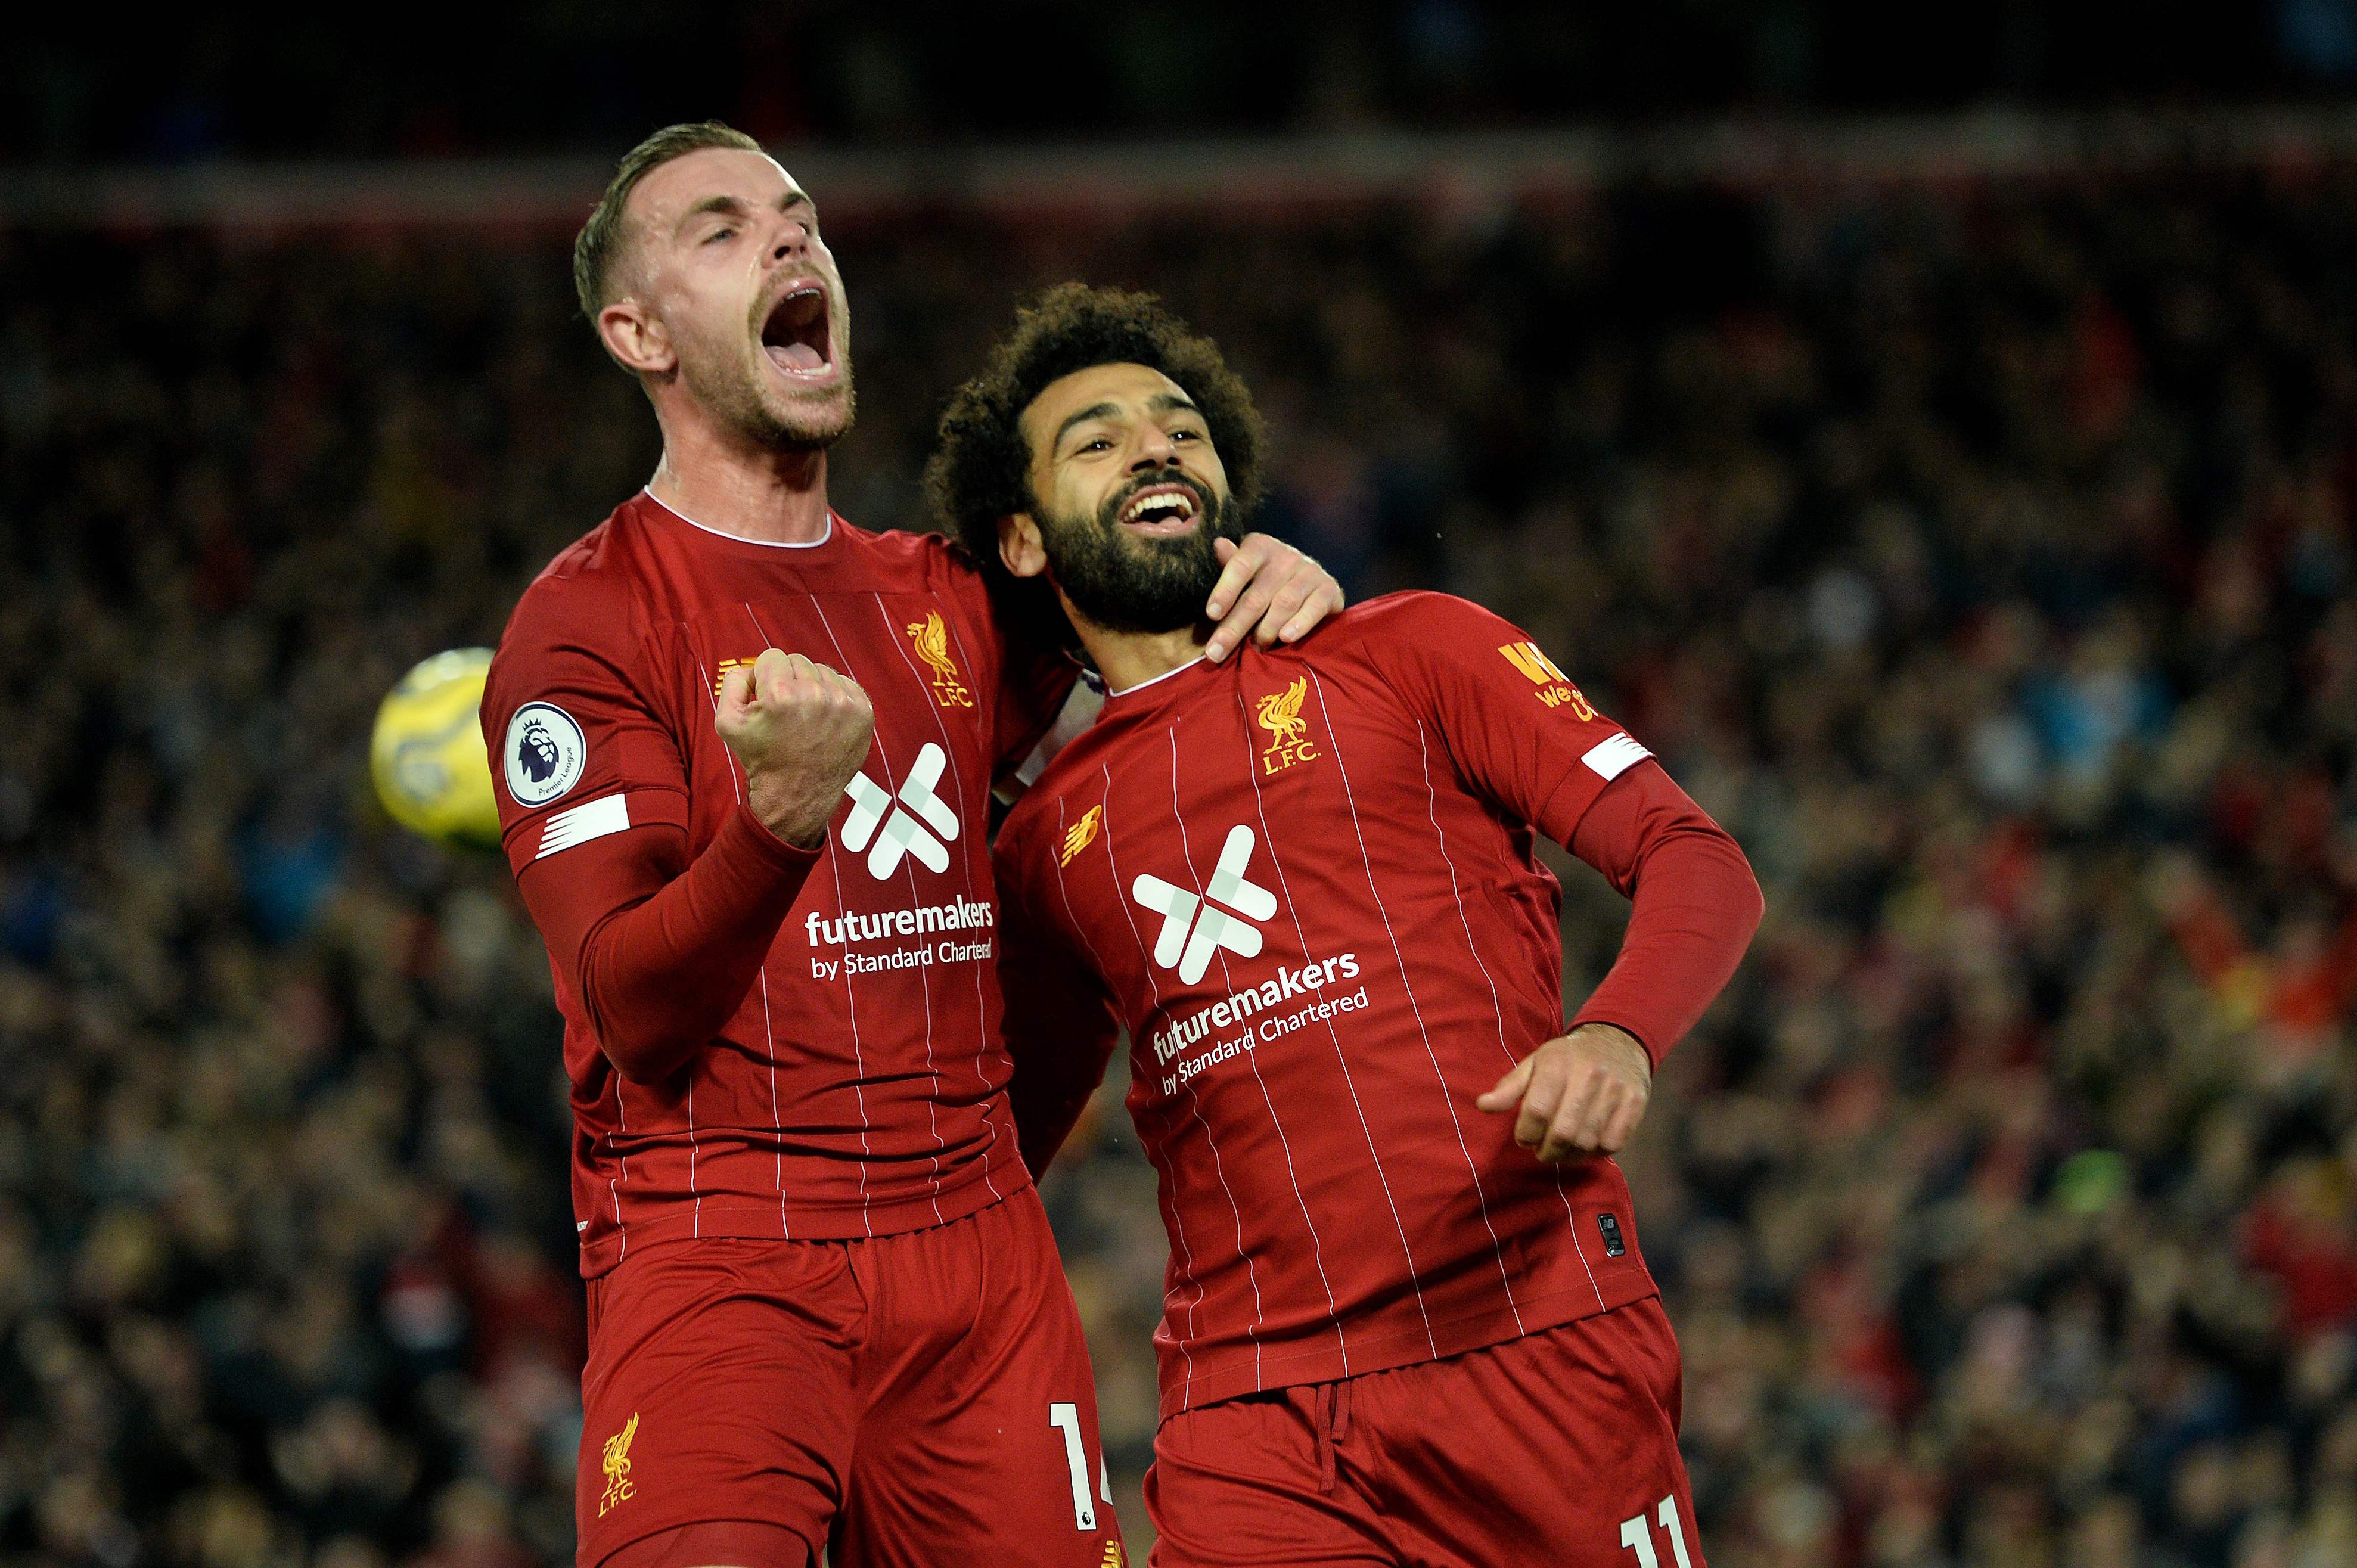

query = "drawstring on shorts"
[{"left": 1313, "top": 1379, "right": 1353, "bottom": 1494}]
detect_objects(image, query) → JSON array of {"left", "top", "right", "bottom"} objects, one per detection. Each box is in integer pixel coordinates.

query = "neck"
[
  {"left": 1065, "top": 606, "right": 1212, "bottom": 695},
  {"left": 645, "top": 405, "right": 833, "bottom": 544}
]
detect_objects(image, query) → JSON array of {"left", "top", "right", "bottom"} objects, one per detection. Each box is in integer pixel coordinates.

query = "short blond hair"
[{"left": 572, "top": 121, "right": 763, "bottom": 322}]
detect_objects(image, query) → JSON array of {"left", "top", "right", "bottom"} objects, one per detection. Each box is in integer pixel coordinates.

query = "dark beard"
[{"left": 1036, "top": 473, "right": 1243, "bottom": 635}]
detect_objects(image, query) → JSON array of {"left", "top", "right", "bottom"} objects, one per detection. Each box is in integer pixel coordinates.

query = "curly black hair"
[{"left": 924, "top": 283, "right": 1266, "bottom": 639}]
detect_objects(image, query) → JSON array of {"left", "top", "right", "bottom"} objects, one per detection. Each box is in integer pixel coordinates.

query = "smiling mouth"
[
  {"left": 760, "top": 285, "right": 834, "bottom": 378},
  {"left": 1118, "top": 483, "right": 1202, "bottom": 536}
]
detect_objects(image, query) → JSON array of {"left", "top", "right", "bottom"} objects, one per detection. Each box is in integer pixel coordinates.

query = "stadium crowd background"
[
  {"left": 17, "top": 1, "right": 2357, "bottom": 162},
  {"left": 7, "top": 14, "right": 2357, "bottom": 1566}
]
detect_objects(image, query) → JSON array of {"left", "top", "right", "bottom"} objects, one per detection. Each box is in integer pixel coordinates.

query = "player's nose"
[
  {"left": 766, "top": 213, "right": 811, "bottom": 264},
  {"left": 1128, "top": 426, "right": 1179, "bottom": 467}
]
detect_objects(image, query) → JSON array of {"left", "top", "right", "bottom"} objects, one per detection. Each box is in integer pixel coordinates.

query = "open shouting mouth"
[
  {"left": 759, "top": 282, "right": 836, "bottom": 381},
  {"left": 1116, "top": 480, "right": 1207, "bottom": 538}
]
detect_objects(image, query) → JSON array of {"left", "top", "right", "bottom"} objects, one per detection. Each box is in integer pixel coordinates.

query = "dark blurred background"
[
  {"left": 15, "top": 1, "right": 2357, "bottom": 160},
  {"left": 4, "top": 7, "right": 2356, "bottom": 1568}
]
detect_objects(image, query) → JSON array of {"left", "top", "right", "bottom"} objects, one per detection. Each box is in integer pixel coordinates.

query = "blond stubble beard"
[{"left": 677, "top": 331, "right": 857, "bottom": 454}]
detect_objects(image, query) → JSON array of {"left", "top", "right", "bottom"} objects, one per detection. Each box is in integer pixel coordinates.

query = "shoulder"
[
  {"left": 834, "top": 524, "right": 1004, "bottom": 621},
  {"left": 838, "top": 520, "right": 977, "bottom": 582},
  {"left": 992, "top": 798, "right": 1057, "bottom": 908},
  {"left": 996, "top": 774, "right": 1063, "bottom": 869},
  {"left": 1284, "top": 591, "right": 1524, "bottom": 675},
  {"left": 487, "top": 508, "right": 667, "bottom": 707},
  {"left": 910, "top": 527, "right": 1002, "bottom": 623},
  {"left": 1327, "top": 591, "right": 1521, "bottom": 645},
  {"left": 869, "top": 526, "right": 1059, "bottom": 690},
  {"left": 995, "top": 744, "right": 1105, "bottom": 881},
  {"left": 500, "top": 508, "right": 656, "bottom": 645}
]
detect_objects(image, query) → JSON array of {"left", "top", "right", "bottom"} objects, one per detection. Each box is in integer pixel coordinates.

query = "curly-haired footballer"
[
  {"left": 934, "top": 285, "right": 1764, "bottom": 1567},
  {"left": 486, "top": 126, "right": 1347, "bottom": 1568}
]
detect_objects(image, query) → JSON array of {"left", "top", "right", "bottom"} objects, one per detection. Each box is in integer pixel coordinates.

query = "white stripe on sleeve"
[
  {"left": 1581, "top": 732, "right": 1653, "bottom": 782},
  {"left": 536, "top": 793, "right": 632, "bottom": 858}
]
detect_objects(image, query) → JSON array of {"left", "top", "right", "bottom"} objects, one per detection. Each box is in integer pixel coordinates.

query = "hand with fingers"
[
  {"left": 1476, "top": 1024, "right": 1654, "bottom": 1163},
  {"left": 1201, "top": 535, "right": 1346, "bottom": 663},
  {"left": 713, "top": 648, "right": 876, "bottom": 849}
]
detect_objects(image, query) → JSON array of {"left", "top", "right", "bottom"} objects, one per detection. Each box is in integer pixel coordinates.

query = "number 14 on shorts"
[
  {"left": 1048, "top": 1401, "right": 1111, "bottom": 1532},
  {"left": 1619, "top": 1495, "right": 1695, "bottom": 1567}
]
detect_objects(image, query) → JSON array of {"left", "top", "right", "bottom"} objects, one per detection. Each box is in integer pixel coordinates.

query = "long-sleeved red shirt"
[
  {"left": 993, "top": 592, "right": 1762, "bottom": 1417},
  {"left": 483, "top": 492, "right": 1072, "bottom": 1273}
]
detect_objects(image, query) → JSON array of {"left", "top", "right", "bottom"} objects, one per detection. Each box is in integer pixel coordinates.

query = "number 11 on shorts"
[
  {"left": 1619, "top": 1495, "right": 1694, "bottom": 1567},
  {"left": 1048, "top": 1401, "right": 1097, "bottom": 1531}
]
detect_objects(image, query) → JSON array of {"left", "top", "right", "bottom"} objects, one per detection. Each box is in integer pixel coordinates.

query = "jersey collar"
[
  {"left": 640, "top": 488, "right": 836, "bottom": 549},
  {"left": 1104, "top": 654, "right": 1207, "bottom": 700},
  {"left": 1100, "top": 652, "right": 1221, "bottom": 722}
]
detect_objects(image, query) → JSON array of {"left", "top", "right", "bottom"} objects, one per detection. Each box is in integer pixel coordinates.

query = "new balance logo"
[
  {"left": 842, "top": 742, "right": 959, "bottom": 878},
  {"left": 1132, "top": 825, "right": 1279, "bottom": 984}
]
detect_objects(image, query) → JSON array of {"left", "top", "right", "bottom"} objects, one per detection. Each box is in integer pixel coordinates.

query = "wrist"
[
  {"left": 1571, "top": 1020, "right": 1653, "bottom": 1078},
  {"left": 722, "top": 800, "right": 825, "bottom": 870},
  {"left": 743, "top": 774, "right": 830, "bottom": 850}
]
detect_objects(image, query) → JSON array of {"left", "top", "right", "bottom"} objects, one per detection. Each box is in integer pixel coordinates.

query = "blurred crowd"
[
  {"left": 2, "top": 160, "right": 2355, "bottom": 1568},
  {"left": 18, "top": 2, "right": 2355, "bottom": 166}
]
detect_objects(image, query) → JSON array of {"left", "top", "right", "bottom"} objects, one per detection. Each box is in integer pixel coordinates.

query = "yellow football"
[{"left": 370, "top": 648, "right": 501, "bottom": 850}]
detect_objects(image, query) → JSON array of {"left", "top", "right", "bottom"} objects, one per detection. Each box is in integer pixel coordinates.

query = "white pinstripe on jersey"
[
  {"left": 802, "top": 595, "right": 950, "bottom": 1228},
  {"left": 610, "top": 1078, "right": 628, "bottom": 1261},
  {"left": 706, "top": 623, "right": 792, "bottom": 1237},
  {"left": 1299, "top": 668, "right": 1530, "bottom": 1335},
  {"left": 1226, "top": 687, "right": 1439, "bottom": 1361},
  {"left": 1412, "top": 718, "right": 1606, "bottom": 1310},
  {"left": 1405, "top": 716, "right": 1612, "bottom": 1311},
  {"left": 1042, "top": 790, "right": 1202, "bottom": 1402},
  {"left": 1174, "top": 724, "right": 1351, "bottom": 1376},
  {"left": 1100, "top": 771, "right": 1273, "bottom": 1399},
  {"left": 871, "top": 591, "right": 1005, "bottom": 1203},
  {"left": 604, "top": 638, "right": 640, "bottom": 1253},
  {"left": 746, "top": 603, "right": 883, "bottom": 1234},
  {"left": 686, "top": 1079, "right": 701, "bottom": 1236},
  {"left": 1110, "top": 765, "right": 1268, "bottom": 1386}
]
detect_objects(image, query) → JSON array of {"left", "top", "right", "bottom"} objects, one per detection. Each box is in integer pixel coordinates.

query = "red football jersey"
[
  {"left": 485, "top": 492, "right": 1070, "bottom": 1272},
  {"left": 995, "top": 592, "right": 1669, "bottom": 1417}
]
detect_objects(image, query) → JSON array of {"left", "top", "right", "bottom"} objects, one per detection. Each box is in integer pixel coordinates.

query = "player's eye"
[
  {"left": 704, "top": 227, "right": 735, "bottom": 245},
  {"left": 1171, "top": 428, "right": 1200, "bottom": 442}
]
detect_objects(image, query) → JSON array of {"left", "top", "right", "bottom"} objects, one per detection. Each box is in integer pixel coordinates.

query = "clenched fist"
[{"left": 713, "top": 649, "right": 875, "bottom": 849}]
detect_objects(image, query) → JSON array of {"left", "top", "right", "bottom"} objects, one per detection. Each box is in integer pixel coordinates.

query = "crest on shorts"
[
  {"left": 906, "top": 610, "right": 974, "bottom": 707},
  {"left": 1254, "top": 678, "right": 1320, "bottom": 776},
  {"left": 599, "top": 1411, "right": 639, "bottom": 1517}
]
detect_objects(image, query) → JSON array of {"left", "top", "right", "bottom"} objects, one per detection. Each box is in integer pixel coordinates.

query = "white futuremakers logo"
[
  {"left": 1131, "top": 822, "right": 1367, "bottom": 1092},
  {"left": 842, "top": 742, "right": 958, "bottom": 878},
  {"left": 1133, "top": 825, "right": 1279, "bottom": 984}
]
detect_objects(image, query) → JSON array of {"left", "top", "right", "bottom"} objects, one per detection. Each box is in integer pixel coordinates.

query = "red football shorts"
[
  {"left": 1145, "top": 1296, "right": 1701, "bottom": 1567},
  {"left": 576, "top": 1187, "right": 1125, "bottom": 1567}
]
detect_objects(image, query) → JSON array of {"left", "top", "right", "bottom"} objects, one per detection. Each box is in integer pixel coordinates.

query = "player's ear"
[
  {"left": 998, "top": 513, "right": 1048, "bottom": 579},
  {"left": 598, "top": 297, "right": 675, "bottom": 377}
]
